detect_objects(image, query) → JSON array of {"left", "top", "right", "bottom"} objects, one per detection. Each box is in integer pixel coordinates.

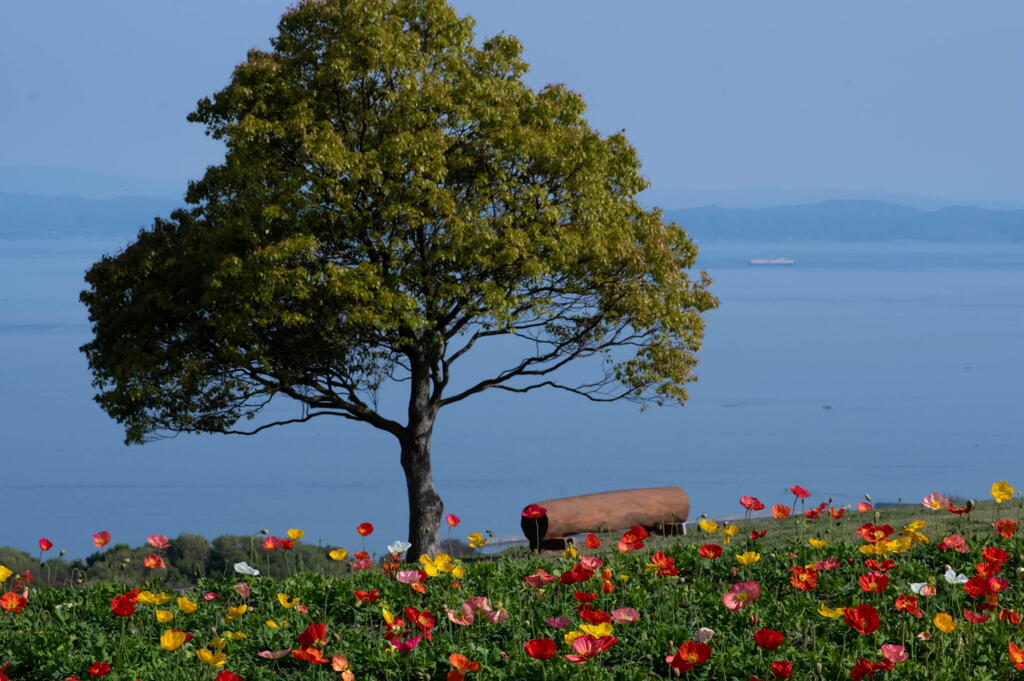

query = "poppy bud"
[
  {"left": 260, "top": 529, "right": 269, "bottom": 534},
  {"left": 59, "top": 550, "right": 66, "bottom": 556}
]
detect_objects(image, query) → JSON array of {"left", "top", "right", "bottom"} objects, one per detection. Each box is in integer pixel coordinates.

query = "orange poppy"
[{"left": 449, "top": 654, "right": 481, "bottom": 671}]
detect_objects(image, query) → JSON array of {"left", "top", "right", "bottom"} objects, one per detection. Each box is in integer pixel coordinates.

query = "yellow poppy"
[
  {"left": 818, "top": 604, "right": 846, "bottom": 619},
  {"left": 723, "top": 524, "right": 739, "bottom": 537},
  {"left": 698, "top": 520, "right": 719, "bottom": 533},
  {"left": 196, "top": 648, "right": 227, "bottom": 667},
  {"left": 287, "top": 528, "right": 305, "bottom": 540},
  {"left": 933, "top": 612, "right": 956, "bottom": 633},
  {"left": 419, "top": 553, "right": 453, "bottom": 576},
  {"left": 451, "top": 564, "right": 466, "bottom": 579},
  {"left": 160, "top": 629, "right": 186, "bottom": 651},
  {"left": 735, "top": 551, "right": 761, "bottom": 566},
  {"left": 225, "top": 604, "right": 247, "bottom": 622},
  {"left": 138, "top": 590, "right": 172, "bottom": 606},
  {"left": 177, "top": 597, "right": 197, "bottom": 613},
  {"left": 0, "top": 566, "right": 12, "bottom": 582},
  {"left": 466, "top": 532, "right": 487, "bottom": 548},
  {"left": 564, "top": 630, "right": 584, "bottom": 646},
  {"left": 808, "top": 538, "right": 827, "bottom": 549},
  {"left": 277, "top": 593, "right": 301, "bottom": 609},
  {"left": 155, "top": 609, "right": 174, "bottom": 623},
  {"left": 991, "top": 481, "right": 1014, "bottom": 504},
  {"left": 329, "top": 548, "right": 349, "bottom": 561},
  {"left": 562, "top": 546, "right": 579, "bottom": 559},
  {"left": 265, "top": 619, "right": 280, "bottom": 628},
  {"left": 221, "top": 630, "right": 247, "bottom": 640},
  {"left": 580, "top": 622, "right": 613, "bottom": 637}
]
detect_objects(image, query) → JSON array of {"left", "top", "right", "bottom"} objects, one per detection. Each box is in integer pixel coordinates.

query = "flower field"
[{"left": 2, "top": 483, "right": 1024, "bottom": 680}]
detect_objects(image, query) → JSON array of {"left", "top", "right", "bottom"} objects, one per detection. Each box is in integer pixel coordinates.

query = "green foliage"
[
  {"left": 80, "top": 0, "right": 715, "bottom": 447},
  {"left": 1, "top": 502, "right": 1022, "bottom": 679}
]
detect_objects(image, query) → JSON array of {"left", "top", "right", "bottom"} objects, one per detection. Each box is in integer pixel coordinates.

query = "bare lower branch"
[{"left": 223, "top": 410, "right": 355, "bottom": 435}]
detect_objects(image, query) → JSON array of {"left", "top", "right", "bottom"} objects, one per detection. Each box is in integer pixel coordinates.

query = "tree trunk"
[
  {"left": 401, "top": 430, "right": 443, "bottom": 559},
  {"left": 401, "top": 353, "right": 443, "bottom": 559}
]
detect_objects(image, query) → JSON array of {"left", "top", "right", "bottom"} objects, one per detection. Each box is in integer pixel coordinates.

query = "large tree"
[{"left": 80, "top": 0, "right": 717, "bottom": 557}]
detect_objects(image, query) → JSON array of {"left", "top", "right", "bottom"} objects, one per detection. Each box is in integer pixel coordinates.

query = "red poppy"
[
  {"left": 894, "top": 594, "right": 923, "bottom": 618},
  {"left": 788, "top": 565, "right": 818, "bottom": 592},
  {"left": 963, "top": 608, "right": 990, "bottom": 623},
  {"left": 770, "top": 660, "right": 792, "bottom": 679},
  {"left": 964, "top": 576, "right": 992, "bottom": 599},
  {"left": 698, "top": 544, "right": 723, "bottom": 559},
  {"left": 296, "top": 623, "right": 326, "bottom": 648},
  {"left": 0, "top": 593, "right": 27, "bottom": 614},
  {"left": 445, "top": 513, "right": 461, "bottom": 527},
  {"left": 858, "top": 572, "right": 888, "bottom": 593},
  {"left": 975, "top": 561, "right": 1002, "bottom": 578},
  {"left": 356, "top": 522, "right": 374, "bottom": 536},
  {"left": 804, "top": 508, "right": 821, "bottom": 520},
  {"left": 405, "top": 607, "right": 436, "bottom": 640},
  {"left": 618, "top": 525, "right": 648, "bottom": 552},
  {"left": 999, "top": 609, "right": 1022, "bottom": 625},
  {"left": 850, "top": 657, "right": 892, "bottom": 681},
  {"left": 522, "top": 504, "right": 548, "bottom": 519},
  {"left": 263, "top": 536, "right": 280, "bottom": 550},
  {"left": 1009, "top": 642, "right": 1024, "bottom": 671},
  {"left": 280, "top": 539, "right": 296, "bottom": 550},
  {"left": 648, "top": 551, "right": 679, "bottom": 577},
  {"left": 577, "top": 603, "right": 611, "bottom": 624},
  {"left": 87, "top": 662, "right": 111, "bottom": 678},
  {"left": 749, "top": 529, "right": 768, "bottom": 541},
  {"left": 559, "top": 564, "right": 595, "bottom": 584},
  {"left": 143, "top": 554, "right": 166, "bottom": 569},
  {"left": 864, "top": 559, "right": 896, "bottom": 572},
  {"left": 354, "top": 589, "right": 380, "bottom": 603},
  {"left": 982, "top": 545, "right": 1009, "bottom": 565},
  {"left": 828, "top": 507, "right": 845, "bottom": 519},
  {"left": 292, "top": 648, "right": 329, "bottom": 664},
  {"left": 789, "top": 485, "right": 811, "bottom": 498},
  {"left": 844, "top": 604, "right": 880, "bottom": 634},
  {"left": 585, "top": 533, "right": 600, "bottom": 549},
  {"left": 666, "top": 641, "right": 711, "bottom": 674},
  {"left": 524, "top": 638, "right": 557, "bottom": 660},
  {"left": 857, "top": 502, "right": 872, "bottom": 513},
  {"left": 771, "top": 505, "right": 791, "bottom": 519},
  {"left": 0, "top": 663, "right": 10, "bottom": 681},
  {"left": 38, "top": 538, "right": 53, "bottom": 552},
  {"left": 740, "top": 496, "right": 765, "bottom": 511},
  {"left": 109, "top": 588, "right": 140, "bottom": 617},
  {"left": 92, "top": 531, "right": 111, "bottom": 548},
  {"left": 753, "top": 628, "right": 784, "bottom": 650},
  {"left": 573, "top": 591, "right": 597, "bottom": 603},
  {"left": 855, "top": 523, "right": 893, "bottom": 543},
  {"left": 449, "top": 653, "right": 481, "bottom": 672},
  {"left": 994, "top": 519, "right": 1017, "bottom": 539},
  {"left": 214, "top": 672, "right": 244, "bottom": 681},
  {"left": 947, "top": 501, "right": 973, "bottom": 515}
]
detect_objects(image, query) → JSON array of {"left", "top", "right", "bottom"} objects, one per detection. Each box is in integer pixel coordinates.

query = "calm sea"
[{"left": 2, "top": 238, "right": 1022, "bottom": 557}]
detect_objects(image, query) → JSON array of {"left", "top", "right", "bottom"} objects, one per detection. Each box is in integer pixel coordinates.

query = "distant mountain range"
[
  {"left": 666, "top": 200, "right": 1024, "bottom": 242},
  {"left": 2, "top": 192, "right": 1023, "bottom": 242}
]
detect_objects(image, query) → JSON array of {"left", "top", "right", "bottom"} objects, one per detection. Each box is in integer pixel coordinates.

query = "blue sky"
[{"left": 1, "top": 1, "right": 1021, "bottom": 205}]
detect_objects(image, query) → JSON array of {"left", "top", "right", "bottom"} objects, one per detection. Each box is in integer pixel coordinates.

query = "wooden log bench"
[{"left": 520, "top": 486, "right": 690, "bottom": 551}]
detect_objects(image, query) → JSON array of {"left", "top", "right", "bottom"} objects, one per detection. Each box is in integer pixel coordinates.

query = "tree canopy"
[{"left": 81, "top": 0, "right": 717, "bottom": 556}]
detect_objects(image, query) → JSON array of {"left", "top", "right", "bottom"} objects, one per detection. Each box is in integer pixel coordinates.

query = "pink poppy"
[
  {"left": 445, "top": 604, "right": 474, "bottom": 626},
  {"left": 880, "top": 644, "right": 908, "bottom": 663},
  {"left": 234, "top": 583, "right": 251, "bottom": 599},
  {"left": 146, "top": 535, "right": 171, "bottom": 549},
  {"left": 522, "top": 569, "right": 556, "bottom": 588},
  {"left": 740, "top": 496, "right": 765, "bottom": 511},
  {"left": 258, "top": 649, "right": 291, "bottom": 659},
  {"left": 545, "top": 616, "right": 573, "bottom": 629},
  {"left": 611, "top": 607, "right": 641, "bottom": 624},
  {"left": 579, "top": 555, "right": 603, "bottom": 571},
  {"left": 391, "top": 635, "right": 422, "bottom": 654},
  {"left": 396, "top": 570, "right": 425, "bottom": 584},
  {"left": 445, "top": 514, "right": 461, "bottom": 527},
  {"left": 722, "top": 580, "right": 761, "bottom": 611}
]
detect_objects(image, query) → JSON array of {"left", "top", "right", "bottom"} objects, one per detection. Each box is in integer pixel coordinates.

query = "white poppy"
[
  {"left": 909, "top": 582, "right": 928, "bottom": 594},
  {"left": 387, "top": 540, "right": 412, "bottom": 556},
  {"left": 943, "top": 569, "right": 967, "bottom": 584},
  {"left": 233, "top": 561, "right": 260, "bottom": 576}
]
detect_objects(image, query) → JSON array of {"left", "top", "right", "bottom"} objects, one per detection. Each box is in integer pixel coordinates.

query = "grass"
[{"left": 1, "top": 495, "right": 1022, "bottom": 680}]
